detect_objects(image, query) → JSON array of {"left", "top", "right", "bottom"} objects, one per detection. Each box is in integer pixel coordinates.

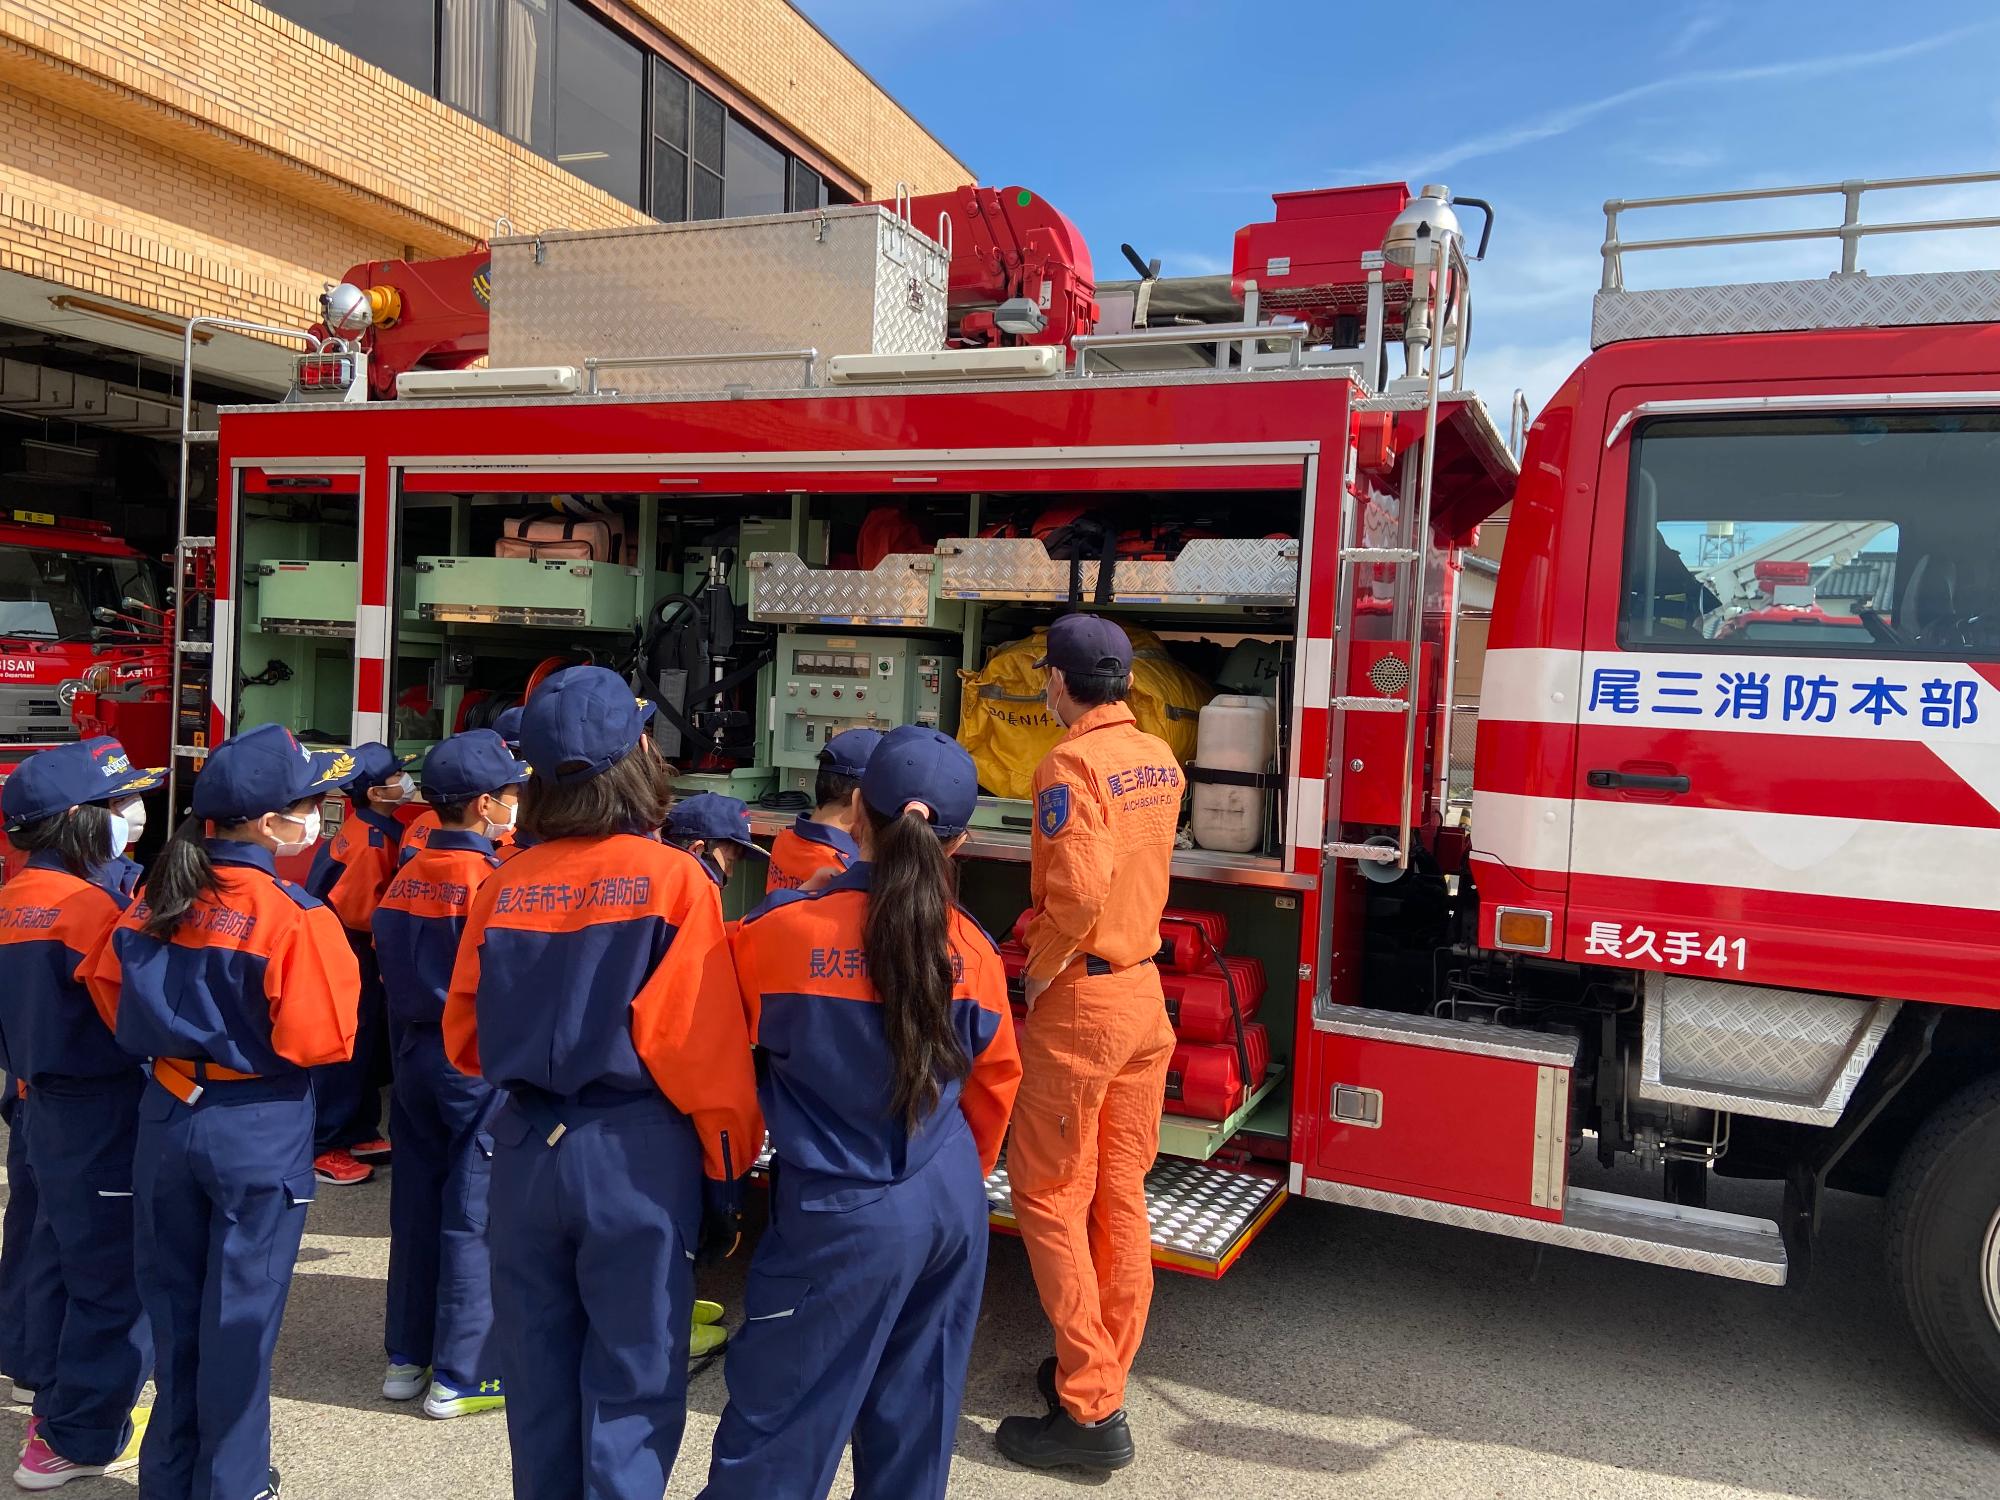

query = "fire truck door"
[{"left": 1571, "top": 403, "right": 2000, "bottom": 1009}]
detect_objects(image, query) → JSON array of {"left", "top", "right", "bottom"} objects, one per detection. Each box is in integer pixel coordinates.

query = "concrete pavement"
[{"left": 3, "top": 1134, "right": 1997, "bottom": 1498}]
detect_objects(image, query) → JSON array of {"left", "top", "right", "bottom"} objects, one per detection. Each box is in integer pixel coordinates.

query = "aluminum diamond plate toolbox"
[
  {"left": 1639, "top": 973, "right": 1899, "bottom": 1126},
  {"left": 745, "top": 550, "right": 950, "bottom": 628},
  {"left": 987, "top": 1156, "right": 1284, "bottom": 1274},
  {"left": 936, "top": 536, "right": 1300, "bottom": 606},
  {"left": 1591, "top": 268, "right": 2000, "bottom": 347},
  {"left": 488, "top": 206, "right": 947, "bottom": 393}
]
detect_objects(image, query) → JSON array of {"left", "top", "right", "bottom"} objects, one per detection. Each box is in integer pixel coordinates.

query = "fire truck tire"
[{"left": 1885, "top": 1074, "right": 2000, "bottom": 1431}]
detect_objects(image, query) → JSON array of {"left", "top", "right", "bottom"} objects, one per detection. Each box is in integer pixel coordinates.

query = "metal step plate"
[
  {"left": 1302, "top": 1177, "right": 1786, "bottom": 1285},
  {"left": 754, "top": 1139, "right": 1287, "bottom": 1279},
  {"left": 988, "top": 1154, "right": 1286, "bottom": 1280}
]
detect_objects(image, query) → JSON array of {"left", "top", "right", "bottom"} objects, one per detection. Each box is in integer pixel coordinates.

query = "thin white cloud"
[
  {"left": 1663, "top": 3, "right": 1728, "bottom": 61},
  {"left": 1341, "top": 20, "right": 1996, "bottom": 181}
]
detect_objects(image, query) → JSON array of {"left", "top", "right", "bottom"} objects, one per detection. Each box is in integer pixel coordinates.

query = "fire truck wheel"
[{"left": 1885, "top": 1074, "right": 2000, "bottom": 1431}]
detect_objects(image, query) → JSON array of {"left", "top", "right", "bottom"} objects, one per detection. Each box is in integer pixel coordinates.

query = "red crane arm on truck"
[
  {"left": 870, "top": 185, "right": 1100, "bottom": 350},
  {"left": 308, "top": 247, "right": 494, "bottom": 400}
]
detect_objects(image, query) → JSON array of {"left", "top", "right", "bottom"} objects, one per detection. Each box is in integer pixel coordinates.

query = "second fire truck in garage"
[{"left": 168, "top": 168, "right": 2000, "bottom": 1427}]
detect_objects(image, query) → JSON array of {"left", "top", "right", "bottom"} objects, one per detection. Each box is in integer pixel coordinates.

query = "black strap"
[{"left": 1186, "top": 765, "right": 1285, "bottom": 790}]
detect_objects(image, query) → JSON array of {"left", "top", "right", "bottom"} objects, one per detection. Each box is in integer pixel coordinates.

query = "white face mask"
[
  {"left": 375, "top": 773, "right": 415, "bottom": 805},
  {"left": 482, "top": 800, "right": 517, "bottom": 840},
  {"left": 107, "top": 811, "right": 132, "bottom": 860},
  {"left": 113, "top": 798, "right": 145, "bottom": 850},
  {"left": 269, "top": 807, "right": 321, "bottom": 858}
]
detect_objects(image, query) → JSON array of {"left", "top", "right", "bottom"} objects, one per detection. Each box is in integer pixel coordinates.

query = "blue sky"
[{"left": 795, "top": 0, "right": 2000, "bottom": 416}]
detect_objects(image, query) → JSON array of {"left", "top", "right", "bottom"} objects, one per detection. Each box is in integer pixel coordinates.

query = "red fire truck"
[
  {"left": 172, "top": 169, "right": 2000, "bottom": 1427},
  {"left": 0, "top": 510, "right": 169, "bottom": 770}
]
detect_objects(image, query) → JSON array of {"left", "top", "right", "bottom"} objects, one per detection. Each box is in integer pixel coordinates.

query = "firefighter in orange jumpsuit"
[{"left": 997, "top": 614, "right": 1183, "bottom": 1473}]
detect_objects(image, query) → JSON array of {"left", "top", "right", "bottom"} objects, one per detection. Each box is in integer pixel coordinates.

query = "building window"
[
  {"left": 553, "top": 0, "right": 645, "bottom": 208},
  {"left": 788, "top": 158, "right": 826, "bottom": 213},
  {"left": 724, "top": 117, "right": 787, "bottom": 218},
  {"left": 267, "top": 0, "right": 438, "bottom": 93},
  {"left": 649, "top": 59, "right": 689, "bottom": 222},
  {"left": 276, "top": 0, "right": 852, "bottom": 222},
  {"left": 440, "top": 0, "right": 552, "bottom": 153}
]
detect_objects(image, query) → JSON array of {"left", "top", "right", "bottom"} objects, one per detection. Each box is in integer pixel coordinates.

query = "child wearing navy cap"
[
  {"left": 85, "top": 722, "right": 362, "bottom": 1500},
  {"left": 442, "top": 666, "right": 761, "bottom": 1500},
  {"left": 0, "top": 737, "right": 163, "bottom": 1486},
  {"left": 372, "top": 729, "right": 529, "bottom": 1421},
  {"left": 664, "top": 792, "right": 768, "bottom": 889},
  {"left": 765, "top": 727, "right": 880, "bottom": 894}
]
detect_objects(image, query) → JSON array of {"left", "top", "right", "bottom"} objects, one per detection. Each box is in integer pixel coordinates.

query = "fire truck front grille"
[{"left": 0, "top": 685, "right": 76, "bottom": 744}]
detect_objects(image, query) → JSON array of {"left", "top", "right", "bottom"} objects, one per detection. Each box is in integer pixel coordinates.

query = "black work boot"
[
  {"left": 996, "top": 1406, "right": 1136, "bottom": 1471},
  {"left": 1037, "top": 1356, "right": 1059, "bottom": 1413}
]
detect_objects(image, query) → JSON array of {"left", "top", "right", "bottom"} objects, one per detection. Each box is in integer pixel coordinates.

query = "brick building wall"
[{"left": 0, "top": 0, "right": 969, "bottom": 349}]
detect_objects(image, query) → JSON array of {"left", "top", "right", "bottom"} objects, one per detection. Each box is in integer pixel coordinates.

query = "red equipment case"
[
  {"left": 1161, "top": 956, "right": 1266, "bottom": 1044},
  {"left": 1166, "top": 1024, "right": 1271, "bottom": 1120}
]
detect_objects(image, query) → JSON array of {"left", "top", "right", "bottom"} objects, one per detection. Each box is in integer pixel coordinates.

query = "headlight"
[{"left": 81, "top": 665, "right": 112, "bottom": 692}]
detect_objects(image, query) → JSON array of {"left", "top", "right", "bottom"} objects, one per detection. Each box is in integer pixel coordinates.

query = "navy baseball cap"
[
  {"left": 492, "top": 705, "right": 525, "bottom": 751},
  {"left": 667, "top": 793, "right": 766, "bottom": 859},
  {"left": 2, "top": 737, "right": 164, "bottom": 830},
  {"left": 1034, "top": 614, "right": 1132, "bottom": 680},
  {"left": 338, "top": 740, "right": 417, "bottom": 793},
  {"left": 861, "top": 724, "right": 977, "bottom": 839},
  {"left": 520, "top": 666, "right": 656, "bottom": 783},
  {"left": 192, "top": 724, "right": 350, "bottom": 822},
  {"left": 422, "top": 730, "right": 531, "bottom": 802},
  {"left": 819, "top": 727, "right": 883, "bottom": 778}
]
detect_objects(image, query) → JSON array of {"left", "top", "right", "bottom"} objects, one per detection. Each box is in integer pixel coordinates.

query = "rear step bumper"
[
  {"left": 1301, "top": 1177, "right": 1787, "bottom": 1285},
  {"left": 987, "top": 1155, "right": 1286, "bottom": 1279}
]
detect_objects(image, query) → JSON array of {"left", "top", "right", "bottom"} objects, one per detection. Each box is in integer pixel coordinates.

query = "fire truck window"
[
  {"left": 1622, "top": 412, "right": 2000, "bottom": 659},
  {"left": 553, "top": 0, "right": 644, "bottom": 208},
  {"left": 0, "top": 549, "right": 90, "bottom": 640}
]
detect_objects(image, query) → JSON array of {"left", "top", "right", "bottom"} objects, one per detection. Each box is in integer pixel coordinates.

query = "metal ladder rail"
[
  {"left": 166, "top": 316, "right": 325, "bottom": 816},
  {"left": 1324, "top": 233, "right": 1461, "bottom": 872}
]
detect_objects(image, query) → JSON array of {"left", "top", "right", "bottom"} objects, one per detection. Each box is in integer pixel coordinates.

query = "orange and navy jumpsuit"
[
  {"left": 1014, "top": 702, "right": 1184, "bottom": 1425},
  {"left": 0, "top": 855, "right": 149, "bottom": 1466},
  {"left": 443, "top": 834, "right": 761, "bottom": 1500},
  {"left": 305, "top": 803, "right": 403, "bottom": 1150},
  {"left": 371, "top": 828, "right": 505, "bottom": 1388},
  {"left": 763, "top": 814, "right": 856, "bottom": 893},
  {"left": 85, "top": 840, "right": 360, "bottom": 1500},
  {"left": 705, "top": 864, "right": 1019, "bottom": 1500},
  {"left": 401, "top": 805, "right": 518, "bottom": 865}
]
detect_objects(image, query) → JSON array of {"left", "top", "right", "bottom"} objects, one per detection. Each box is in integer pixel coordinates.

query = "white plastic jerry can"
[{"left": 1190, "top": 693, "right": 1276, "bottom": 853}]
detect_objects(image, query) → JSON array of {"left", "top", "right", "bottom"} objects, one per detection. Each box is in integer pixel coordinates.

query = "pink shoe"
[{"left": 13, "top": 1407, "right": 146, "bottom": 1489}]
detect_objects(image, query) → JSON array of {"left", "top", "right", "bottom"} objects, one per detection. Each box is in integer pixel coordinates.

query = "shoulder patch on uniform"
[
  {"left": 273, "top": 879, "right": 325, "bottom": 912},
  {"left": 1037, "top": 784, "right": 1071, "bottom": 837}
]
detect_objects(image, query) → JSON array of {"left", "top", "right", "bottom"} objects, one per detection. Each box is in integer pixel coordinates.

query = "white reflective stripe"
[
  {"left": 1292, "top": 774, "right": 1324, "bottom": 854},
  {"left": 354, "top": 603, "right": 389, "bottom": 660},
  {"left": 1300, "top": 636, "right": 1334, "bottom": 709},
  {"left": 1470, "top": 790, "right": 1573, "bottom": 874},
  {"left": 95, "top": 1190, "right": 133, "bottom": 1198},
  {"left": 746, "top": 1307, "right": 798, "bottom": 1322},
  {"left": 1484, "top": 792, "right": 2000, "bottom": 912},
  {"left": 351, "top": 710, "right": 387, "bottom": 744},
  {"left": 1479, "top": 647, "right": 1585, "bottom": 726}
]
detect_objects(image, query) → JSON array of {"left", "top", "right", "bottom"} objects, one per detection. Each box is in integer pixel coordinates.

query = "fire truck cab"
[{"left": 177, "top": 169, "right": 2000, "bottom": 1428}]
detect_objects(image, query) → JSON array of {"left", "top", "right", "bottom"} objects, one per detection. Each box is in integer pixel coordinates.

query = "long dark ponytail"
[
  {"left": 142, "top": 815, "right": 225, "bottom": 937},
  {"left": 862, "top": 806, "right": 970, "bottom": 1131},
  {"left": 9, "top": 804, "right": 114, "bottom": 878}
]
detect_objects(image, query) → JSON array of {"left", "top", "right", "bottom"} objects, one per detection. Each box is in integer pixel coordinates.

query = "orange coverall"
[{"left": 1014, "top": 701, "right": 1183, "bottom": 1424}]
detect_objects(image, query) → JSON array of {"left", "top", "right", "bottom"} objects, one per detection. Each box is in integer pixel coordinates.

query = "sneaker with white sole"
[
  {"left": 8, "top": 1381, "right": 35, "bottom": 1406},
  {"left": 312, "top": 1149, "right": 372, "bottom": 1186},
  {"left": 423, "top": 1376, "right": 504, "bottom": 1419},
  {"left": 382, "top": 1357, "right": 430, "bottom": 1401},
  {"left": 14, "top": 1405, "right": 148, "bottom": 1489}
]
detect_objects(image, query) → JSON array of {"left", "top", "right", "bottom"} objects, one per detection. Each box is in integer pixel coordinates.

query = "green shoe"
[{"left": 423, "top": 1376, "right": 505, "bottom": 1419}]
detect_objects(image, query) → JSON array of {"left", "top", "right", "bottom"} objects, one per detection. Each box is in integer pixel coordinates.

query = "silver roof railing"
[{"left": 1601, "top": 169, "right": 2000, "bottom": 290}]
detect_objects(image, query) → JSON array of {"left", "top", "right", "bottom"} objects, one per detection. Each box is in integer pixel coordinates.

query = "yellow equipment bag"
[{"left": 956, "top": 624, "right": 1211, "bottom": 799}]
